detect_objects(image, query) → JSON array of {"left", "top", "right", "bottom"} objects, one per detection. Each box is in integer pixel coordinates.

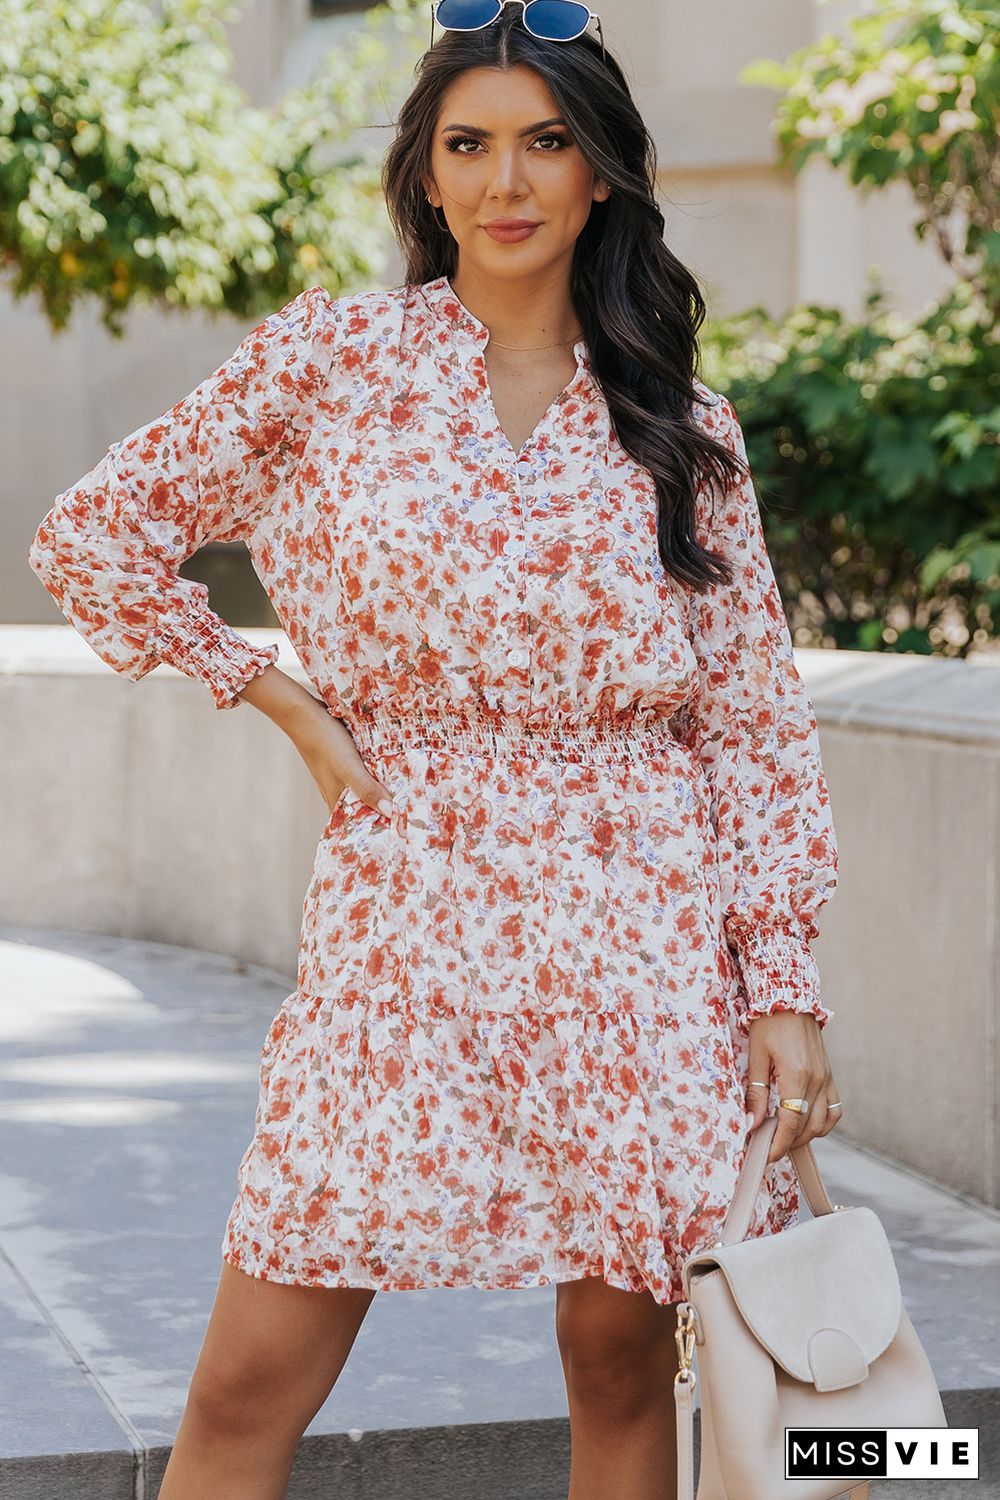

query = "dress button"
[{"left": 506, "top": 647, "right": 526, "bottom": 666}]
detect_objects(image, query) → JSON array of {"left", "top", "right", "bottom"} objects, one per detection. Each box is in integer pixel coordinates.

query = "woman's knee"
[
  {"left": 183, "top": 1347, "right": 318, "bottom": 1446},
  {"left": 181, "top": 1265, "right": 376, "bottom": 1445},
  {"left": 183, "top": 1362, "right": 299, "bottom": 1440},
  {"left": 556, "top": 1279, "right": 679, "bottom": 1419}
]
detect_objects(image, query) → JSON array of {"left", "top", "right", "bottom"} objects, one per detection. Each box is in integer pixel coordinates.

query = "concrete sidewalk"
[{"left": 1, "top": 927, "right": 997, "bottom": 1500}]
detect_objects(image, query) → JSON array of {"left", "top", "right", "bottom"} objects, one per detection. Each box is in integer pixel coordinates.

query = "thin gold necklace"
[
  {"left": 446, "top": 277, "right": 582, "bottom": 350},
  {"left": 489, "top": 333, "right": 584, "bottom": 350}
]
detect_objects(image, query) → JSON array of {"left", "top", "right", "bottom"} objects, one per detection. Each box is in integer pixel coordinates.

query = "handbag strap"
[
  {"left": 720, "top": 1111, "right": 838, "bottom": 1245},
  {"left": 674, "top": 1362, "right": 698, "bottom": 1500}
]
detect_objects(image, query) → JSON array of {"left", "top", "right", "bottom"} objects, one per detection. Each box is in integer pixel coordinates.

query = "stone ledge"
[{"left": 3, "top": 625, "right": 997, "bottom": 745}]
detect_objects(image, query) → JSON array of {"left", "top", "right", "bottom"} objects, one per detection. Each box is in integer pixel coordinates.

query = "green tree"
[
  {"left": 706, "top": 0, "right": 1000, "bottom": 656},
  {"left": 742, "top": 0, "right": 1000, "bottom": 311},
  {"left": 0, "top": 0, "right": 423, "bottom": 333}
]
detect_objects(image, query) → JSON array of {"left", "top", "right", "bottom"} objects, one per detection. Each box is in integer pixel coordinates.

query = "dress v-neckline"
[
  {"left": 419, "top": 274, "right": 592, "bottom": 464},
  {"left": 477, "top": 341, "right": 590, "bottom": 464}
]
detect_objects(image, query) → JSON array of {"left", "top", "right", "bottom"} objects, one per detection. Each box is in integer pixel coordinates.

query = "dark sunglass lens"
[
  {"left": 523, "top": 0, "right": 591, "bottom": 39},
  {"left": 436, "top": 0, "right": 502, "bottom": 28}
]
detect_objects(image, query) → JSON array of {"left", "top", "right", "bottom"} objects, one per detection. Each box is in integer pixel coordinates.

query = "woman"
[{"left": 27, "top": 4, "right": 844, "bottom": 1497}]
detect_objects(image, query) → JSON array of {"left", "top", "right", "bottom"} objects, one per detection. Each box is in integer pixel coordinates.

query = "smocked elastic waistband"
[{"left": 344, "top": 710, "right": 685, "bottom": 765}]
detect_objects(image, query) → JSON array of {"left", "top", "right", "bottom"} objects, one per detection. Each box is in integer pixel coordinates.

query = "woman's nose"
[{"left": 486, "top": 156, "right": 530, "bottom": 197}]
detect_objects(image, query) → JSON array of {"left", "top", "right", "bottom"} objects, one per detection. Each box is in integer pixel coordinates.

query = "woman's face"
[{"left": 424, "top": 64, "right": 608, "bottom": 281}]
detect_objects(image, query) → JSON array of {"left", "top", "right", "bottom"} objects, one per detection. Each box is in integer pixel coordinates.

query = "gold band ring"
[{"left": 779, "top": 1097, "right": 811, "bottom": 1114}]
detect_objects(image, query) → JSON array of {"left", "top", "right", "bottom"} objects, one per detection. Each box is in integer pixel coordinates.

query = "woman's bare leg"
[
  {"left": 556, "top": 1276, "right": 680, "bottom": 1500},
  {"left": 155, "top": 1259, "right": 377, "bottom": 1500}
]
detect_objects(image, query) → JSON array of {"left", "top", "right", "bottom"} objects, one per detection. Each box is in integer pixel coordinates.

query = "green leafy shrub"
[{"left": 703, "top": 280, "right": 1000, "bottom": 656}]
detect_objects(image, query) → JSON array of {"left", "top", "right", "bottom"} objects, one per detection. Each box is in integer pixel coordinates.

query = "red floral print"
[{"left": 27, "top": 274, "right": 839, "bottom": 1302}]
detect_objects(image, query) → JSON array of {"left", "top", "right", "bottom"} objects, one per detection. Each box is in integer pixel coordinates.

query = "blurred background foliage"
[
  {"left": 744, "top": 0, "right": 999, "bottom": 304},
  {"left": 702, "top": 284, "right": 998, "bottom": 656},
  {"left": 0, "top": 0, "right": 423, "bottom": 333},
  {"left": 705, "top": 0, "right": 999, "bottom": 656}
]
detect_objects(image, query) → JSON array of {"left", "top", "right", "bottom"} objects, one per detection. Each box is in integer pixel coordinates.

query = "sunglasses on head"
[{"left": 430, "top": 0, "right": 606, "bottom": 62}]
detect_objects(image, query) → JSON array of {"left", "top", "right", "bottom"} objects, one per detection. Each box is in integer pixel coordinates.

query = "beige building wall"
[{"left": 6, "top": 0, "right": 955, "bottom": 625}]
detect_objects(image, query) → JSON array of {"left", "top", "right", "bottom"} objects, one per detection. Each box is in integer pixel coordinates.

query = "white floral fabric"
[{"left": 28, "top": 274, "right": 839, "bottom": 1302}]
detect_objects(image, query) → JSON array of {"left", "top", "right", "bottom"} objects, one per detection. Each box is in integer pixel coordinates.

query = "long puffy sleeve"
[
  {"left": 673, "top": 390, "right": 840, "bottom": 1033},
  {"left": 27, "top": 283, "right": 336, "bottom": 710}
]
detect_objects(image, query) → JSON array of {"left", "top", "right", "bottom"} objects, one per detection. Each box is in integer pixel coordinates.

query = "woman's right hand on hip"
[{"left": 286, "top": 696, "right": 395, "bottom": 821}]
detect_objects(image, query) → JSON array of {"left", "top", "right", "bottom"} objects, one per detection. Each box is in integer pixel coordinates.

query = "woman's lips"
[{"left": 482, "top": 222, "right": 541, "bottom": 243}]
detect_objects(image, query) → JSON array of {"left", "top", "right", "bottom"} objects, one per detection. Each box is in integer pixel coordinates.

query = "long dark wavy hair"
[{"left": 381, "top": 8, "right": 749, "bottom": 591}]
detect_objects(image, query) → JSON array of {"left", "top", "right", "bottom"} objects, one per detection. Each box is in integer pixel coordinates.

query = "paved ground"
[{"left": 1, "top": 927, "right": 997, "bottom": 1500}]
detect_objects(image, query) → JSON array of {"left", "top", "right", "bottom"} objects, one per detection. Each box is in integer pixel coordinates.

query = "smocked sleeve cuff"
[
  {"left": 158, "top": 618, "right": 280, "bottom": 710},
  {"left": 729, "top": 921, "right": 835, "bottom": 1033}
]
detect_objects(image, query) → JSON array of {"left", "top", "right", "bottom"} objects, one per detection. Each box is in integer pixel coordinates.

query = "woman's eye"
[{"left": 443, "top": 132, "right": 571, "bottom": 154}]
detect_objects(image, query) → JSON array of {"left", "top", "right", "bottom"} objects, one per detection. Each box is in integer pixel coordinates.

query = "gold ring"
[{"left": 779, "top": 1097, "right": 811, "bottom": 1114}]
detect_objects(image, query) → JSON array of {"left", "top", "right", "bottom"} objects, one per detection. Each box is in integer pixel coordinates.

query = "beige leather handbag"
[{"left": 673, "top": 1113, "right": 947, "bottom": 1500}]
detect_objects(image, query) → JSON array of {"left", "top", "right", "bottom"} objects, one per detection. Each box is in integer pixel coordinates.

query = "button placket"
[
  {"left": 465, "top": 340, "right": 531, "bottom": 705},
  {"left": 438, "top": 281, "right": 595, "bottom": 717},
  {"left": 452, "top": 333, "right": 526, "bottom": 704},
  {"left": 505, "top": 438, "right": 533, "bottom": 707}
]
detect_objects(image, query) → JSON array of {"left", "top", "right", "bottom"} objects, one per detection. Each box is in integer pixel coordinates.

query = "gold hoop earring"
[{"left": 426, "top": 193, "right": 450, "bottom": 231}]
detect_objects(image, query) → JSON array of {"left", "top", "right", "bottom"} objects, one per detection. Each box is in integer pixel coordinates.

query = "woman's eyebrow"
[{"left": 440, "top": 117, "right": 568, "bottom": 137}]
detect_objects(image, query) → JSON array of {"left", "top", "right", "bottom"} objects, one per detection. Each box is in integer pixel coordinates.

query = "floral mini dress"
[{"left": 28, "top": 274, "right": 839, "bottom": 1303}]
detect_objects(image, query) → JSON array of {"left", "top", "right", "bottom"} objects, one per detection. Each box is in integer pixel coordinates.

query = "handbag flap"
[{"left": 683, "top": 1206, "right": 902, "bottom": 1385}]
